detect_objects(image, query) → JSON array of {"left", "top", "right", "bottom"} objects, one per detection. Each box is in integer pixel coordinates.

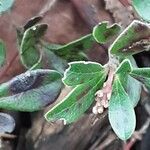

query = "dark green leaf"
[
  {"left": 110, "top": 20, "right": 150, "bottom": 56},
  {"left": 63, "top": 61, "right": 105, "bottom": 86},
  {"left": 46, "top": 34, "right": 94, "bottom": 61},
  {"left": 0, "top": 69, "right": 62, "bottom": 112},
  {"left": 20, "top": 24, "right": 48, "bottom": 68},
  {"left": 116, "top": 59, "right": 141, "bottom": 107},
  {"left": 130, "top": 68, "right": 150, "bottom": 90},
  {"left": 0, "top": 40, "right": 6, "bottom": 67},
  {"left": 93, "top": 22, "right": 121, "bottom": 44},
  {"left": 116, "top": 59, "right": 132, "bottom": 87},
  {"left": 132, "top": 0, "right": 150, "bottom": 22},
  {"left": 0, "top": 0, "right": 14, "bottom": 14},
  {"left": 45, "top": 61, "right": 107, "bottom": 124},
  {"left": 0, "top": 113, "right": 15, "bottom": 134},
  {"left": 109, "top": 76, "right": 136, "bottom": 140}
]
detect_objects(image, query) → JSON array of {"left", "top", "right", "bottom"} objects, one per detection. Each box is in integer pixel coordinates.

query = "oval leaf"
[
  {"left": 0, "top": 69, "right": 62, "bottom": 112},
  {"left": 110, "top": 20, "right": 150, "bottom": 56},
  {"left": 109, "top": 76, "right": 136, "bottom": 140},
  {"left": 93, "top": 22, "right": 121, "bottom": 44},
  {"left": 0, "top": 113, "right": 15, "bottom": 134},
  {"left": 0, "top": 0, "right": 14, "bottom": 14},
  {"left": 132, "top": 0, "right": 150, "bottom": 22}
]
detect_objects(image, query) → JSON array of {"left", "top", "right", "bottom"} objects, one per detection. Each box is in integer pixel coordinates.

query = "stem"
[
  {"left": 93, "top": 66, "right": 115, "bottom": 114},
  {"left": 123, "top": 118, "right": 150, "bottom": 150}
]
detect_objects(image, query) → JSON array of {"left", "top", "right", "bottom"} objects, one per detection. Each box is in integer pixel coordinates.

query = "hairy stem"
[{"left": 93, "top": 66, "right": 115, "bottom": 114}]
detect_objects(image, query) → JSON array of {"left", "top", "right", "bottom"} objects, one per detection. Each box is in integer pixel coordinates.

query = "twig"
[
  {"left": 38, "top": 0, "right": 58, "bottom": 17},
  {"left": 119, "top": 0, "right": 131, "bottom": 7},
  {"left": 0, "top": 133, "right": 17, "bottom": 139},
  {"left": 96, "top": 133, "right": 116, "bottom": 150},
  {"left": 123, "top": 118, "right": 150, "bottom": 150}
]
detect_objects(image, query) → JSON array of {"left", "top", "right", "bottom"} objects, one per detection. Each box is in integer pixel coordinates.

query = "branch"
[{"left": 123, "top": 118, "right": 150, "bottom": 150}]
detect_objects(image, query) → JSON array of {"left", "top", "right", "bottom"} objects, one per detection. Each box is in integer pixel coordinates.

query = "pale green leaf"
[
  {"left": 132, "top": 0, "right": 150, "bottom": 22},
  {"left": 109, "top": 76, "right": 136, "bottom": 140}
]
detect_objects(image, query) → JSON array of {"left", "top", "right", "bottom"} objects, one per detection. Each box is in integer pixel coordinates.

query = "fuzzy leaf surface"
[
  {"left": 0, "top": 69, "right": 62, "bottom": 112},
  {"left": 93, "top": 22, "right": 121, "bottom": 44},
  {"left": 109, "top": 76, "right": 136, "bottom": 140},
  {"left": 110, "top": 20, "right": 150, "bottom": 56},
  {"left": 132, "top": 0, "right": 150, "bottom": 22},
  {"left": 45, "top": 61, "right": 107, "bottom": 124}
]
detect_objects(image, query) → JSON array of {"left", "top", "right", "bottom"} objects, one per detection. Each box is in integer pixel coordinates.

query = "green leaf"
[
  {"left": 45, "top": 61, "right": 107, "bottom": 124},
  {"left": 126, "top": 75, "right": 141, "bottom": 107},
  {"left": 63, "top": 61, "right": 105, "bottom": 86},
  {"left": 110, "top": 20, "right": 150, "bottom": 56},
  {"left": 46, "top": 34, "right": 94, "bottom": 61},
  {"left": 0, "top": 0, "right": 14, "bottom": 14},
  {"left": 116, "top": 59, "right": 141, "bottom": 107},
  {"left": 116, "top": 59, "right": 132, "bottom": 88},
  {"left": 130, "top": 68, "right": 150, "bottom": 90},
  {"left": 108, "top": 76, "right": 136, "bottom": 140},
  {"left": 20, "top": 24, "right": 48, "bottom": 69},
  {"left": 132, "top": 0, "right": 150, "bottom": 22},
  {"left": 0, "top": 40, "right": 6, "bottom": 67},
  {"left": 93, "top": 22, "right": 121, "bottom": 44},
  {"left": 0, "top": 69, "right": 62, "bottom": 112}
]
